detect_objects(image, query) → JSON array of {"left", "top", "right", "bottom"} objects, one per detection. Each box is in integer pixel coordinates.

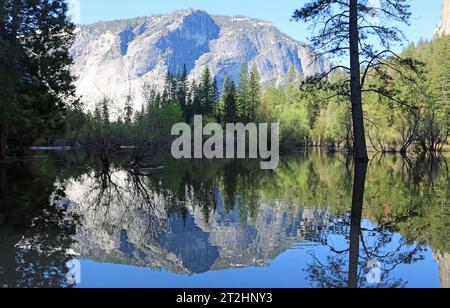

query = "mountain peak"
[
  {"left": 71, "top": 10, "right": 329, "bottom": 115},
  {"left": 167, "top": 8, "right": 210, "bottom": 20}
]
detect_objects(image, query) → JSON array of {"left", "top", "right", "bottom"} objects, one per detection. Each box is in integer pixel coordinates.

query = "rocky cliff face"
[
  {"left": 435, "top": 0, "right": 450, "bottom": 37},
  {"left": 70, "top": 9, "right": 329, "bottom": 114}
]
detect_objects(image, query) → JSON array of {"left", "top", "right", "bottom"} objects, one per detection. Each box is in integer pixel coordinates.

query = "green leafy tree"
[
  {"left": 0, "top": 0, "right": 75, "bottom": 156},
  {"left": 422, "top": 36, "right": 450, "bottom": 151}
]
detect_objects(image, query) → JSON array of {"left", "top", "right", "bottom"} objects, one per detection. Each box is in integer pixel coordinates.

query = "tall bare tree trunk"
[
  {"left": 349, "top": 0, "right": 369, "bottom": 162},
  {"left": 348, "top": 162, "right": 368, "bottom": 288}
]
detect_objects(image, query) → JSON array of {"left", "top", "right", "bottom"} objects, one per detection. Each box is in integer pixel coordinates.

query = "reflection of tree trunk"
[{"left": 348, "top": 162, "right": 368, "bottom": 288}]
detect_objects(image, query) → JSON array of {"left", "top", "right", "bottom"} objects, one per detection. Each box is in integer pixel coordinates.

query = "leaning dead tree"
[{"left": 293, "top": 0, "right": 414, "bottom": 161}]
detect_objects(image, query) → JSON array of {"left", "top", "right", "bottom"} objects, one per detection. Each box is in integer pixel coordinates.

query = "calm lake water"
[{"left": 0, "top": 151, "right": 448, "bottom": 288}]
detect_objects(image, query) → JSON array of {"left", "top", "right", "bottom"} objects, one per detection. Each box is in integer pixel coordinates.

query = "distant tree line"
[
  {"left": 64, "top": 34, "right": 449, "bottom": 157},
  {"left": 258, "top": 36, "right": 449, "bottom": 154},
  {"left": 64, "top": 63, "right": 263, "bottom": 154},
  {"left": 152, "top": 63, "right": 262, "bottom": 124}
]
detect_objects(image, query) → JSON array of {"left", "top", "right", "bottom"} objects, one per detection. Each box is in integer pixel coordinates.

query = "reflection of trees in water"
[
  {"left": 307, "top": 215, "right": 426, "bottom": 288},
  {"left": 0, "top": 151, "right": 447, "bottom": 287},
  {"left": 71, "top": 153, "right": 448, "bottom": 286},
  {"left": 78, "top": 157, "right": 265, "bottom": 225},
  {"left": 368, "top": 154, "right": 449, "bottom": 254},
  {"left": 0, "top": 162, "right": 79, "bottom": 288},
  {"left": 305, "top": 159, "right": 445, "bottom": 288},
  {"left": 74, "top": 152, "right": 449, "bottom": 253}
]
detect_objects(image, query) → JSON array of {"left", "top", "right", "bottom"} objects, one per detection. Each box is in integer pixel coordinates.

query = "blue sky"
[{"left": 76, "top": 0, "right": 442, "bottom": 46}]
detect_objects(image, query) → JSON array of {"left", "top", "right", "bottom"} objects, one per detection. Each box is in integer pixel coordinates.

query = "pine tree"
[
  {"left": 155, "top": 93, "right": 162, "bottom": 110},
  {"left": 177, "top": 64, "right": 189, "bottom": 120},
  {"left": 285, "top": 65, "right": 302, "bottom": 109},
  {"left": 199, "top": 67, "right": 215, "bottom": 116},
  {"left": 191, "top": 80, "right": 202, "bottom": 117},
  {"left": 222, "top": 76, "right": 238, "bottom": 123},
  {"left": 237, "top": 63, "right": 250, "bottom": 122},
  {"left": 144, "top": 85, "right": 158, "bottom": 112},
  {"left": 212, "top": 77, "right": 219, "bottom": 119},
  {"left": 100, "top": 98, "right": 110, "bottom": 125},
  {"left": 248, "top": 65, "right": 261, "bottom": 122},
  {"left": 124, "top": 95, "right": 134, "bottom": 124},
  {"left": 0, "top": 0, "right": 76, "bottom": 156},
  {"left": 163, "top": 70, "right": 176, "bottom": 102}
]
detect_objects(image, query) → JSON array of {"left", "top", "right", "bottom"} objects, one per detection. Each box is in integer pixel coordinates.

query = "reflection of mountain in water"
[
  {"left": 65, "top": 172, "right": 332, "bottom": 274},
  {"left": 1, "top": 153, "right": 448, "bottom": 287}
]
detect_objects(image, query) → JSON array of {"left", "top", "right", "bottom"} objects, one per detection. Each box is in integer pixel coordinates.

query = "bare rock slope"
[{"left": 71, "top": 9, "right": 329, "bottom": 113}]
